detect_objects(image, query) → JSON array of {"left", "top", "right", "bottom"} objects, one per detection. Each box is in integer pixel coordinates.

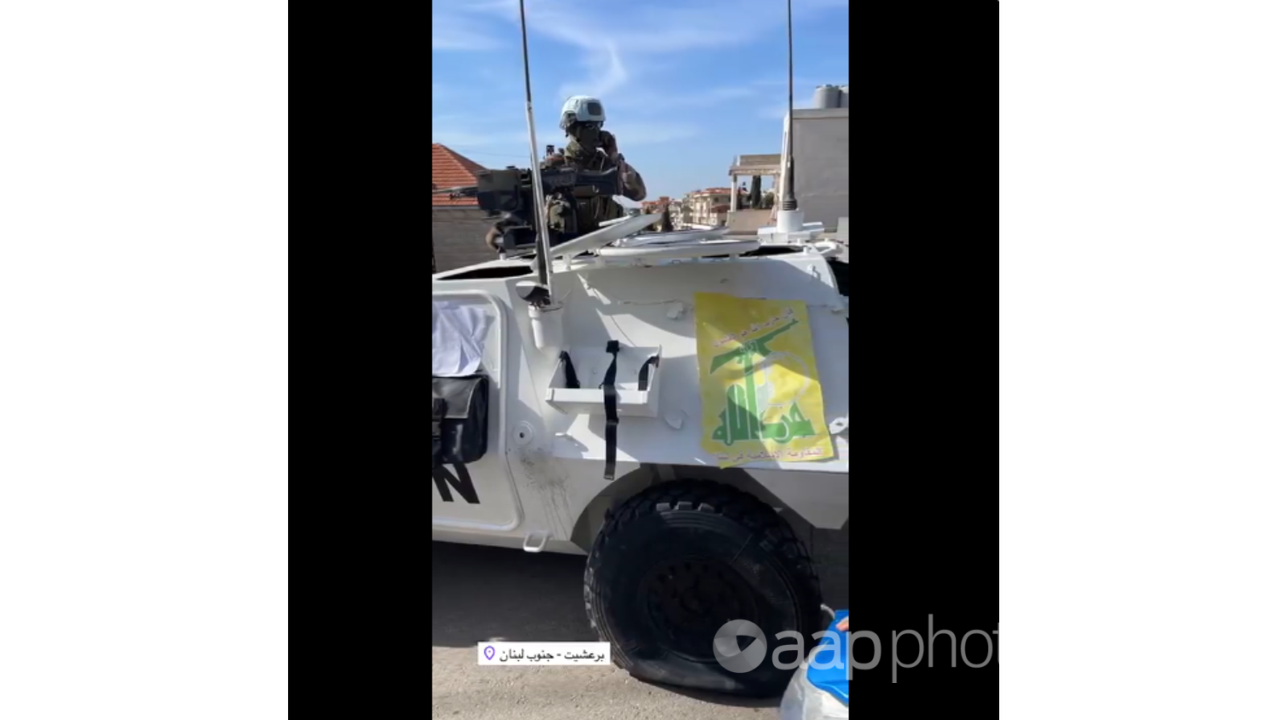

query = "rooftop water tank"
[{"left": 812, "top": 84, "right": 841, "bottom": 109}]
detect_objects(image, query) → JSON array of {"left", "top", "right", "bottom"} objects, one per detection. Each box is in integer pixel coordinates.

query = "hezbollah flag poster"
[{"left": 694, "top": 292, "right": 835, "bottom": 468}]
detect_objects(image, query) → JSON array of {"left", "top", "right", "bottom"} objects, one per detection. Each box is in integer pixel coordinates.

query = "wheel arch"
[{"left": 569, "top": 463, "right": 846, "bottom": 553}]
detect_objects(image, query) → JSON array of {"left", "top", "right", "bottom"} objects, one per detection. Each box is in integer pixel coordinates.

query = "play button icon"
[{"left": 713, "top": 619, "right": 768, "bottom": 673}]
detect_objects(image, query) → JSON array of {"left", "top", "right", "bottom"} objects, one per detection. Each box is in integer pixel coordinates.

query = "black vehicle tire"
[{"left": 584, "top": 480, "right": 824, "bottom": 697}]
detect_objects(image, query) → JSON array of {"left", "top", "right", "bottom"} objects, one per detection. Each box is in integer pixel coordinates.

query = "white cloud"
[
  {"left": 430, "top": 10, "right": 500, "bottom": 51},
  {"left": 432, "top": 0, "right": 842, "bottom": 167},
  {"left": 612, "top": 86, "right": 760, "bottom": 112},
  {"left": 442, "top": 0, "right": 834, "bottom": 98},
  {"left": 602, "top": 121, "right": 699, "bottom": 147},
  {"left": 444, "top": 0, "right": 844, "bottom": 54},
  {"left": 556, "top": 43, "right": 629, "bottom": 100},
  {"left": 498, "top": 0, "right": 832, "bottom": 55}
]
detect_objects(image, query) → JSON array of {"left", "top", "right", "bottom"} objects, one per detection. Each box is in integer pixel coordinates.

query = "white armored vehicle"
[
  {"left": 432, "top": 2, "right": 846, "bottom": 697},
  {"left": 433, "top": 207, "right": 849, "bottom": 695}
]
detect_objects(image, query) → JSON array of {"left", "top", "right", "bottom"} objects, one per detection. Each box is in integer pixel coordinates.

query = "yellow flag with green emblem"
[{"left": 694, "top": 292, "right": 834, "bottom": 467}]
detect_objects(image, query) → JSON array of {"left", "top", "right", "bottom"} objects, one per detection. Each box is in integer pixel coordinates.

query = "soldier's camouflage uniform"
[
  {"left": 486, "top": 131, "right": 646, "bottom": 252},
  {"left": 543, "top": 132, "right": 646, "bottom": 236}
]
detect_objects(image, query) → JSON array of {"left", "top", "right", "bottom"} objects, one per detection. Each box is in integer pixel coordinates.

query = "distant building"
[
  {"left": 640, "top": 197, "right": 679, "bottom": 231},
  {"left": 432, "top": 144, "right": 494, "bottom": 273},
  {"left": 666, "top": 199, "right": 685, "bottom": 229},
  {"left": 683, "top": 187, "right": 733, "bottom": 227},
  {"left": 640, "top": 197, "right": 670, "bottom": 215}
]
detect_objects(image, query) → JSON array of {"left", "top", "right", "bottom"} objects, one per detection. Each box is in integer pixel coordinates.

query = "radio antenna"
[
  {"left": 781, "top": 0, "right": 798, "bottom": 214},
  {"left": 517, "top": 0, "right": 554, "bottom": 292}
]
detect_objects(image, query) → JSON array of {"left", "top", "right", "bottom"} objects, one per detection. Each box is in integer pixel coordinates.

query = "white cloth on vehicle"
[{"left": 432, "top": 301, "right": 492, "bottom": 377}]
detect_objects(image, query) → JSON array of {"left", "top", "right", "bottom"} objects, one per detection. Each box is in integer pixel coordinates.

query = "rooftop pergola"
[{"left": 726, "top": 154, "right": 782, "bottom": 211}]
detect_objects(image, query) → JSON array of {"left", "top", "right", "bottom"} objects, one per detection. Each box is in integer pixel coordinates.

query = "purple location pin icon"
[{"left": 483, "top": 646, "right": 495, "bottom": 661}]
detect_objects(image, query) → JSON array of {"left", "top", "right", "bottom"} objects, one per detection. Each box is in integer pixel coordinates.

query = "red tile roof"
[{"left": 433, "top": 144, "right": 490, "bottom": 206}]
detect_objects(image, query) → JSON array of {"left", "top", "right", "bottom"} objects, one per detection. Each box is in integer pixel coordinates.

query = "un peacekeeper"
[{"left": 486, "top": 96, "right": 646, "bottom": 253}]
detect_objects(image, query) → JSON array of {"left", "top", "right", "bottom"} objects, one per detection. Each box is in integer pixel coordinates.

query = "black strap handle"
[{"left": 601, "top": 340, "right": 620, "bottom": 481}]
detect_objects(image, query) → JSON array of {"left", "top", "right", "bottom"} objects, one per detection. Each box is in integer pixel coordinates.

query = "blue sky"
[{"left": 432, "top": 0, "right": 849, "bottom": 199}]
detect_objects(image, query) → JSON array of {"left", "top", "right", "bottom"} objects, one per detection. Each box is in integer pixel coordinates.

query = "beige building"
[{"left": 682, "top": 187, "right": 733, "bottom": 227}]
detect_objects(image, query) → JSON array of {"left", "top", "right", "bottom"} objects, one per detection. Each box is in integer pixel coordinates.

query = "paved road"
[{"left": 431, "top": 530, "right": 847, "bottom": 720}]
